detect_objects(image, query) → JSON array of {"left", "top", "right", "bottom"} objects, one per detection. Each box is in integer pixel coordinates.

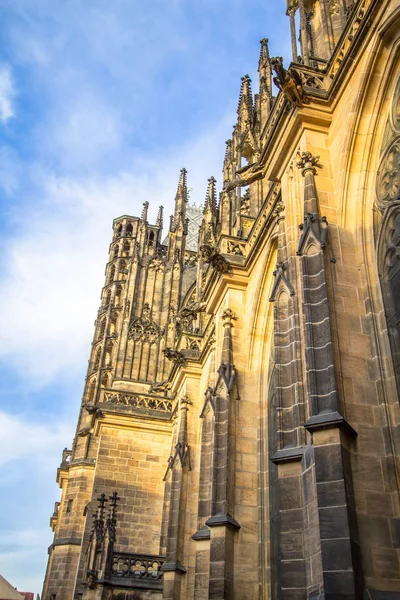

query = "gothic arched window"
[
  {"left": 126, "top": 222, "right": 133, "bottom": 236},
  {"left": 115, "top": 285, "right": 122, "bottom": 307},
  {"left": 104, "top": 289, "right": 112, "bottom": 308},
  {"left": 123, "top": 241, "right": 130, "bottom": 256},
  {"left": 98, "top": 318, "right": 106, "bottom": 340},
  {"left": 88, "top": 379, "right": 96, "bottom": 403},
  {"left": 376, "top": 76, "right": 400, "bottom": 395},
  {"left": 93, "top": 347, "right": 101, "bottom": 371},
  {"left": 113, "top": 245, "right": 119, "bottom": 259},
  {"left": 109, "top": 265, "right": 116, "bottom": 283},
  {"left": 378, "top": 204, "right": 400, "bottom": 394}
]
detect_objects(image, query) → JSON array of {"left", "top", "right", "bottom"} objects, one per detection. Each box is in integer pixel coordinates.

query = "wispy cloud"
[
  {"left": 0, "top": 64, "right": 15, "bottom": 123},
  {"left": 0, "top": 409, "right": 73, "bottom": 469}
]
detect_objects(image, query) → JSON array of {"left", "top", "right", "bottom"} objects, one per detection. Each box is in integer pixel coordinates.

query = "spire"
[
  {"left": 141, "top": 201, "right": 149, "bottom": 222},
  {"left": 223, "top": 139, "right": 233, "bottom": 184},
  {"left": 156, "top": 205, "right": 164, "bottom": 242},
  {"left": 156, "top": 205, "right": 163, "bottom": 228},
  {"left": 258, "top": 38, "right": 271, "bottom": 81},
  {"left": 237, "top": 74, "right": 254, "bottom": 124},
  {"left": 174, "top": 168, "right": 188, "bottom": 220},
  {"left": 168, "top": 169, "right": 188, "bottom": 261},
  {"left": 204, "top": 176, "right": 217, "bottom": 220},
  {"left": 258, "top": 39, "right": 272, "bottom": 126}
]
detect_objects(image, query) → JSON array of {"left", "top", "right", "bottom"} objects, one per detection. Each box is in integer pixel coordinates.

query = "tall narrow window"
[
  {"left": 113, "top": 245, "right": 119, "bottom": 258},
  {"left": 105, "top": 289, "right": 112, "bottom": 308},
  {"left": 126, "top": 222, "right": 133, "bottom": 236},
  {"left": 66, "top": 499, "right": 73, "bottom": 513},
  {"left": 115, "top": 285, "right": 122, "bottom": 307},
  {"left": 109, "top": 264, "right": 116, "bottom": 283},
  {"left": 93, "top": 347, "right": 101, "bottom": 371},
  {"left": 99, "top": 319, "right": 106, "bottom": 340},
  {"left": 123, "top": 241, "right": 130, "bottom": 256},
  {"left": 88, "top": 379, "right": 96, "bottom": 402},
  {"left": 117, "top": 224, "right": 123, "bottom": 237}
]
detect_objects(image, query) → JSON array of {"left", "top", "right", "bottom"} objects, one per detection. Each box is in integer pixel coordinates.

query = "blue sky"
[{"left": 0, "top": 0, "right": 291, "bottom": 593}]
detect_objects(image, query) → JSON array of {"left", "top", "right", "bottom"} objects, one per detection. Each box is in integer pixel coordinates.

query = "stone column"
[
  {"left": 286, "top": 4, "right": 298, "bottom": 62},
  {"left": 297, "top": 0, "right": 310, "bottom": 65}
]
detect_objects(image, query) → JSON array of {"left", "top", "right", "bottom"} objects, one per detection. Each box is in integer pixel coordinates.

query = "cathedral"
[{"left": 42, "top": 0, "right": 400, "bottom": 598}]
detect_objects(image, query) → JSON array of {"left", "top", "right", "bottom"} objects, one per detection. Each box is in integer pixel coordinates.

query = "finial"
[
  {"left": 204, "top": 176, "right": 217, "bottom": 215},
  {"left": 237, "top": 74, "right": 254, "bottom": 115},
  {"left": 177, "top": 168, "right": 188, "bottom": 197},
  {"left": 156, "top": 205, "right": 164, "bottom": 228},
  {"left": 296, "top": 151, "right": 321, "bottom": 175},
  {"left": 141, "top": 201, "right": 149, "bottom": 222},
  {"left": 224, "top": 139, "right": 233, "bottom": 162},
  {"left": 259, "top": 38, "right": 270, "bottom": 63}
]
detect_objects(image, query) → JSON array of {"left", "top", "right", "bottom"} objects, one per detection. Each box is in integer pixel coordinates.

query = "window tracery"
[{"left": 376, "top": 75, "right": 400, "bottom": 394}]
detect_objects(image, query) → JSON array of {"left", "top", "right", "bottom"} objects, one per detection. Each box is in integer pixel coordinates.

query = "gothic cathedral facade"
[{"left": 42, "top": 1, "right": 400, "bottom": 598}]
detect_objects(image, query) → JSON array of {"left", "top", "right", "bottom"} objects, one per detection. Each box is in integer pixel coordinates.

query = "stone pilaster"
[
  {"left": 205, "top": 308, "right": 240, "bottom": 600},
  {"left": 297, "top": 151, "right": 363, "bottom": 599},
  {"left": 162, "top": 396, "right": 192, "bottom": 600}
]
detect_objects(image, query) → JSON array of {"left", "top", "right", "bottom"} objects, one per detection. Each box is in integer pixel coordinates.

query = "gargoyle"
[
  {"left": 224, "top": 162, "right": 265, "bottom": 192},
  {"left": 199, "top": 244, "right": 231, "bottom": 274},
  {"left": 179, "top": 301, "right": 207, "bottom": 319},
  {"left": 163, "top": 348, "right": 186, "bottom": 366},
  {"left": 270, "top": 56, "right": 305, "bottom": 107}
]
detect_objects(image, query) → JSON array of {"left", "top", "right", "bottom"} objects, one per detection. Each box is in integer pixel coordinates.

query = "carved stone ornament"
[
  {"left": 391, "top": 77, "right": 400, "bottom": 134},
  {"left": 271, "top": 56, "right": 305, "bottom": 108},
  {"left": 86, "top": 570, "right": 97, "bottom": 588},
  {"left": 128, "top": 302, "right": 160, "bottom": 344},
  {"left": 78, "top": 426, "right": 92, "bottom": 437},
  {"left": 380, "top": 206, "right": 400, "bottom": 278},
  {"left": 227, "top": 241, "right": 245, "bottom": 256},
  {"left": 221, "top": 308, "right": 238, "bottom": 323},
  {"left": 376, "top": 139, "right": 400, "bottom": 210},
  {"left": 179, "top": 301, "right": 207, "bottom": 319},
  {"left": 163, "top": 347, "right": 186, "bottom": 366},
  {"left": 200, "top": 243, "right": 231, "bottom": 274},
  {"left": 148, "top": 380, "right": 171, "bottom": 395},
  {"left": 297, "top": 151, "right": 321, "bottom": 174}
]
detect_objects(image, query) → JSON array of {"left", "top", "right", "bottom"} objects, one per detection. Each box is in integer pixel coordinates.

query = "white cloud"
[
  {"left": 0, "top": 410, "right": 73, "bottom": 467},
  {"left": 0, "top": 110, "right": 234, "bottom": 387},
  {"left": 0, "top": 64, "right": 15, "bottom": 123},
  {"left": 0, "top": 527, "right": 49, "bottom": 594},
  {"left": 0, "top": 410, "right": 73, "bottom": 595}
]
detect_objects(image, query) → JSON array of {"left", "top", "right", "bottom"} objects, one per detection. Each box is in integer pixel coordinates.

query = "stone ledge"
[
  {"left": 205, "top": 514, "right": 241, "bottom": 531},
  {"left": 161, "top": 561, "right": 187, "bottom": 574},
  {"left": 304, "top": 411, "right": 357, "bottom": 437},
  {"left": 192, "top": 525, "right": 211, "bottom": 541},
  {"left": 271, "top": 446, "right": 305, "bottom": 464},
  {"left": 48, "top": 537, "right": 82, "bottom": 553}
]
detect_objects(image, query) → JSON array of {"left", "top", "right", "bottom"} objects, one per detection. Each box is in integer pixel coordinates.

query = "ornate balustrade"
[
  {"left": 100, "top": 389, "right": 173, "bottom": 416},
  {"left": 111, "top": 552, "right": 164, "bottom": 585}
]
